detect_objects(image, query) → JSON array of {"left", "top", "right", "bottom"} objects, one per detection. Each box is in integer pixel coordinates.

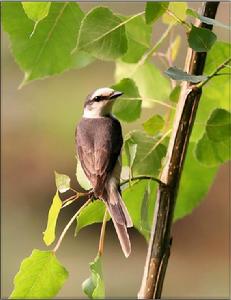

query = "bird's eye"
[{"left": 94, "top": 96, "right": 101, "bottom": 102}]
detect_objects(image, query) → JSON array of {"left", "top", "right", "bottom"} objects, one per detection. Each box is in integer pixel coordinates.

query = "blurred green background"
[{"left": 1, "top": 2, "right": 230, "bottom": 298}]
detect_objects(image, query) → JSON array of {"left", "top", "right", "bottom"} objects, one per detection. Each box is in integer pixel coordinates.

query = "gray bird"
[{"left": 76, "top": 87, "right": 133, "bottom": 257}]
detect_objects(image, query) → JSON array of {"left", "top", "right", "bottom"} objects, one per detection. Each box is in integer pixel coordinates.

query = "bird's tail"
[{"left": 104, "top": 180, "right": 133, "bottom": 258}]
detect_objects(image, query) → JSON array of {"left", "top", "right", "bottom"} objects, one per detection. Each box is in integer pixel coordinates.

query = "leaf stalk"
[
  {"left": 197, "top": 56, "right": 231, "bottom": 88},
  {"left": 98, "top": 210, "right": 108, "bottom": 256},
  {"left": 53, "top": 198, "right": 92, "bottom": 253}
]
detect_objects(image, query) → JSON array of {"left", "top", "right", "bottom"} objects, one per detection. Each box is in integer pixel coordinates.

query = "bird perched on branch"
[{"left": 76, "top": 87, "right": 133, "bottom": 257}]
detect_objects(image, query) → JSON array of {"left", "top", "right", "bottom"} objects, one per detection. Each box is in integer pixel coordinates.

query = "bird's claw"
[{"left": 87, "top": 189, "right": 96, "bottom": 202}]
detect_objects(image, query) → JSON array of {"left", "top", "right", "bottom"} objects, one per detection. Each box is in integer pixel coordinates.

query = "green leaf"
[
  {"left": 145, "top": 2, "right": 169, "bottom": 24},
  {"left": 206, "top": 109, "right": 231, "bottom": 142},
  {"left": 112, "top": 78, "right": 142, "bottom": 122},
  {"left": 165, "top": 67, "right": 207, "bottom": 83},
  {"left": 174, "top": 143, "right": 218, "bottom": 220},
  {"left": 125, "top": 130, "right": 166, "bottom": 177},
  {"left": 10, "top": 249, "right": 68, "bottom": 299},
  {"left": 188, "top": 25, "right": 217, "bottom": 52},
  {"left": 124, "top": 139, "right": 137, "bottom": 180},
  {"left": 169, "top": 85, "right": 181, "bottom": 103},
  {"left": 122, "top": 15, "right": 152, "bottom": 63},
  {"left": 142, "top": 114, "right": 164, "bottom": 135},
  {"left": 185, "top": 8, "right": 198, "bottom": 18},
  {"left": 82, "top": 255, "right": 105, "bottom": 299},
  {"left": 115, "top": 61, "right": 171, "bottom": 104},
  {"left": 123, "top": 180, "right": 157, "bottom": 240},
  {"left": 75, "top": 200, "right": 108, "bottom": 235},
  {"left": 76, "top": 7, "right": 127, "bottom": 61},
  {"left": 186, "top": 8, "right": 231, "bottom": 30},
  {"left": 76, "top": 158, "right": 92, "bottom": 190},
  {"left": 140, "top": 183, "right": 151, "bottom": 238},
  {"left": 72, "top": 51, "right": 95, "bottom": 69},
  {"left": 191, "top": 41, "right": 230, "bottom": 142},
  {"left": 55, "top": 171, "right": 70, "bottom": 193},
  {"left": 203, "top": 41, "right": 230, "bottom": 75},
  {"left": 162, "top": 2, "right": 187, "bottom": 25},
  {"left": 75, "top": 179, "right": 157, "bottom": 241},
  {"left": 22, "top": 2, "right": 51, "bottom": 22},
  {"left": 125, "top": 141, "right": 137, "bottom": 169},
  {"left": 195, "top": 133, "right": 230, "bottom": 167},
  {"left": 2, "top": 2, "right": 90, "bottom": 83},
  {"left": 43, "top": 191, "right": 62, "bottom": 246}
]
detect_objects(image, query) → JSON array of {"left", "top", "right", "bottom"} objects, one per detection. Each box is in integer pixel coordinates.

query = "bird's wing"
[
  {"left": 78, "top": 140, "right": 120, "bottom": 195},
  {"left": 76, "top": 119, "right": 122, "bottom": 195},
  {"left": 77, "top": 142, "right": 110, "bottom": 192}
]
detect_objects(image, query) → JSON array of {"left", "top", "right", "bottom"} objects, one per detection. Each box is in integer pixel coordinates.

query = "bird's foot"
[{"left": 87, "top": 189, "right": 97, "bottom": 202}]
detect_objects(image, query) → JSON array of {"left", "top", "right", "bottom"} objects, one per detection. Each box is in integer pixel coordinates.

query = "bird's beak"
[{"left": 110, "top": 91, "right": 123, "bottom": 99}]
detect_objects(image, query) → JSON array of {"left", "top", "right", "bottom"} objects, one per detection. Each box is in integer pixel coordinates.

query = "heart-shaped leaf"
[
  {"left": 10, "top": 249, "right": 68, "bottom": 299},
  {"left": 2, "top": 2, "right": 91, "bottom": 84},
  {"left": 188, "top": 25, "right": 217, "bottom": 52},
  {"left": 75, "top": 7, "right": 127, "bottom": 61}
]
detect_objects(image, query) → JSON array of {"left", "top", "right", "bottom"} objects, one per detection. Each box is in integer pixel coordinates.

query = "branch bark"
[{"left": 138, "top": 2, "right": 220, "bottom": 299}]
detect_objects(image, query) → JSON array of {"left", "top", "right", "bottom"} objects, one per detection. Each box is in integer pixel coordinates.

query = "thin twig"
[
  {"left": 166, "top": 9, "right": 191, "bottom": 30},
  {"left": 197, "top": 56, "right": 231, "bottom": 88},
  {"left": 61, "top": 190, "right": 88, "bottom": 208},
  {"left": 128, "top": 24, "right": 174, "bottom": 79},
  {"left": 120, "top": 175, "right": 162, "bottom": 187},
  {"left": 98, "top": 209, "right": 108, "bottom": 256},
  {"left": 213, "top": 72, "right": 230, "bottom": 76},
  {"left": 55, "top": 173, "right": 161, "bottom": 252},
  {"left": 140, "top": 129, "right": 172, "bottom": 163},
  {"left": 123, "top": 97, "right": 175, "bottom": 110},
  {"left": 139, "top": 24, "right": 174, "bottom": 67},
  {"left": 62, "top": 194, "right": 78, "bottom": 205},
  {"left": 70, "top": 187, "right": 79, "bottom": 194},
  {"left": 153, "top": 52, "right": 169, "bottom": 68},
  {"left": 53, "top": 198, "right": 92, "bottom": 252},
  {"left": 145, "top": 98, "right": 175, "bottom": 110}
]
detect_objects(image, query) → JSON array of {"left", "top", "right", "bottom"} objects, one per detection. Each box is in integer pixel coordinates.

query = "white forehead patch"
[{"left": 91, "top": 87, "right": 114, "bottom": 99}]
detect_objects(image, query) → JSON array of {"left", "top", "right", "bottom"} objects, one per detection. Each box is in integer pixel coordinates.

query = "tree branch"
[{"left": 138, "top": 2, "right": 220, "bottom": 299}]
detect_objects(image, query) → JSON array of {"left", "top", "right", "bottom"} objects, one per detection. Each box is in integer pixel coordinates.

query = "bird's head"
[{"left": 83, "top": 87, "right": 123, "bottom": 118}]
